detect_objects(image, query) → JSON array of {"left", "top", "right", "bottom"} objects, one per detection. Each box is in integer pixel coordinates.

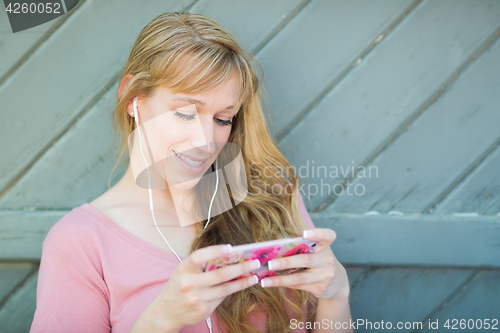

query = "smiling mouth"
[{"left": 174, "top": 150, "right": 205, "bottom": 167}]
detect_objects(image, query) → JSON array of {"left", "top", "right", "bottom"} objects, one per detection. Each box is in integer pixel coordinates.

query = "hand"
[
  {"left": 261, "top": 228, "right": 350, "bottom": 301},
  {"left": 147, "top": 244, "right": 261, "bottom": 331}
]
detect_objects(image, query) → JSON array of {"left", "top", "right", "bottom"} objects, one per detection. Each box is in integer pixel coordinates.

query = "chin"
[{"left": 169, "top": 176, "right": 203, "bottom": 191}]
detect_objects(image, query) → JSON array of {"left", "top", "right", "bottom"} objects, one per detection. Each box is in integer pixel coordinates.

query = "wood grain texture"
[
  {"left": 0, "top": 5, "right": 64, "bottom": 81},
  {"left": 190, "top": 0, "right": 305, "bottom": 52},
  {"left": 311, "top": 213, "right": 500, "bottom": 268},
  {"left": 256, "top": 0, "right": 414, "bottom": 138},
  {"left": 432, "top": 144, "right": 500, "bottom": 216},
  {"left": 348, "top": 267, "right": 475, "bottom": 332},
  {"left": 0, "top": 210, "right": 66, "bottom": 260},
  {"left": 279, "top": 0, "right": 500, "bottom": 210},
  {"left": 0, "top": 263, "right": 34, "bottom": 302},
  {"left": 0, "top": 0, "right": 195, "bottom": 197},
  {"left": 0, "top": 270, "right": 38, "bottom": 332},
  {"left": 0, "top": 83, "right": 123, "bottom": 209},
  {"left": 328, "top": 34, "right": 500, "bottom": 214},
  {"left": 419, "top": 270, "right": 500, "bottom": 332}
]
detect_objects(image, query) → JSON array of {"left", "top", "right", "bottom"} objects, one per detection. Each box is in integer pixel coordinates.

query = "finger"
[
  {"left": 260, "top": 269, "right": 323, "bottom": 288},
  {"left": 267, "top": 252, "right": 324, "bottom": 271},
  {"left": 303, "top": 228, "right": 336, "bottom": 244},
  {"left": 199, "top": 259, "right": 262, "bottom": 287},
  {"left": 204, "top": 274, "right": 259, "bottom": 301},
  {"left": 180, "top": 244, "right": 233, "bottom": 274},
  {"left": 216, "top": 296, "right": 226, "bottom": 303}
]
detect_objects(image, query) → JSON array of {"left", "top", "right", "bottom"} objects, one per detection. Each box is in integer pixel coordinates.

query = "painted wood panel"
[
  {"left": 0, "top": 270, "right": 38, "bottom": 332},
  {"left": 432, "top": 144, "right": 500, "bottom": 216},
  {"left": 311, "top": 213, "right": 500, "bottom": 268},
  {"left": 348, "top": 267, "right": 476, "bottom": 333},
  {"left": 0, "top": 210, "right": 65, "bottom": 260},
  {"left": 0, "top": 263, "right": 34, "bottom": 301},
  {"left": 0, "top": 83, "right": 122, "bottom": 209},
  {"left": 329, "top": 35, "right": 500, "bottom": 214},
  {"left": 419, "top": 270, "right": 500, "bottom": 333},
  {"left": 0, "top": 4, "right": 65, "bottom": 81},
  {"left": 0, "top": 0, "right": 195, "bottom": 197},
  {"left": 279, "top": 0, "right": 500, "bottom": 210},
  {"left": 256, "top": 0, "right": 415, "bottom": 138},
  {"left": 190, "top": 0, "right": 306, "bottom": 52}
]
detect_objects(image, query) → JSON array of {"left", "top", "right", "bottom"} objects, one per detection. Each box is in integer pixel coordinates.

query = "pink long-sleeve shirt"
[{"left": 31, "top": 192, "right": 316, "bottom": 333}]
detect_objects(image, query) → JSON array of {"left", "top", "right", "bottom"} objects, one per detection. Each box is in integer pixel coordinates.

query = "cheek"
[
  {"left": 160, "top": 128, "right": 192, "bottom": 155},
  {"left": 214, "top": 126, "right": 232, "bottom": 143},
  {"left": 154, "top": 120, "right": 192, "bottom": 152}
]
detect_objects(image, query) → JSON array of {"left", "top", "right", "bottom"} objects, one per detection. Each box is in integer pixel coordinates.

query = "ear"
[
  {"left": 119, "top": 74, "right": 135, "bottom": 117},
  {"left": 118, "top": 74, "right": 133, "bottom": 97}
]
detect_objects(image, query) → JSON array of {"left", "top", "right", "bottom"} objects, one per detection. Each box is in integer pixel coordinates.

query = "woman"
[{"left": 31, "top": 12, "right": 352, "bottom": 333}]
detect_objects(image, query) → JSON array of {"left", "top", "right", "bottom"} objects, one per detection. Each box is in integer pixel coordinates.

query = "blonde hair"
[{"left": 110, "top": 12, "right": 318, "bottom": 333}]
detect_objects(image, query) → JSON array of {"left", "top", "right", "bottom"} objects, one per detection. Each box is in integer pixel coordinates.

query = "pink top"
[{"left": 30, "top": 192, "right": 316, "bottom": 333}]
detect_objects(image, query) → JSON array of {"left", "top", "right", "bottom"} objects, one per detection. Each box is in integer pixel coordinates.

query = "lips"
[{"left": 173, "top": 150, "right": 207, "bottom": 166}]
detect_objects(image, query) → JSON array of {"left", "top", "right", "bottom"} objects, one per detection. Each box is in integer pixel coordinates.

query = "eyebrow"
[{"left": 173, "top": 96, "right": 235, "bottom": 111}]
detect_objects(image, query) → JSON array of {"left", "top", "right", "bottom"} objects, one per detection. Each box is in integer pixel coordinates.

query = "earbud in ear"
[{"left": 132, "top": 96, "right": 139, "bottom": 124}]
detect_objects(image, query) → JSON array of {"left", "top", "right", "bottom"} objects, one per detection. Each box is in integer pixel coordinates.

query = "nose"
[{"left": 191, "top": 115, "right": 215, "bottom": 155}]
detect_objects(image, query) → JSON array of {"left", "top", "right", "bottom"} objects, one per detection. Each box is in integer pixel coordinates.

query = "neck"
[
  {"left": 118, "top": 164, "right": 177, "bottom": 214},
  {"left": 116, "top": 163, "right": 208, "bottom": 230}
]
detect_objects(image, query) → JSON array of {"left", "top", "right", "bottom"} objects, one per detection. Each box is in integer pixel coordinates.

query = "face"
[{"left": 127, "top": 72, "right": 240, "bottom": 190}]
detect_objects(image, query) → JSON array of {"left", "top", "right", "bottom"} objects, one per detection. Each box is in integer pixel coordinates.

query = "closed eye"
[
  {"left": 215, "top": 118, "right": 232, "bottom": 127},
  {"left": 175, "top": 111, "right": 232, "bottom": 127},
  {"left": 175, "top": 111, "right": 195, "bottom": 121}
]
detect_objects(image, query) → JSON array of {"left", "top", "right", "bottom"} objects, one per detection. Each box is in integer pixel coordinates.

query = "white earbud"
[{"left": 132, "top": 96, "right": 139, "bottom": 125}]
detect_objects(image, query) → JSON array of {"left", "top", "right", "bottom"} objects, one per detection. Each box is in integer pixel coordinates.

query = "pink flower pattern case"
[{"left": 201, "top": 237, "right": 318, "bottom": 282}]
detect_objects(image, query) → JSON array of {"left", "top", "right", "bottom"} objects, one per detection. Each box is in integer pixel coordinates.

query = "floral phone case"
[{"left": 201, "top": 237, "right": 318, "bottom": 282}]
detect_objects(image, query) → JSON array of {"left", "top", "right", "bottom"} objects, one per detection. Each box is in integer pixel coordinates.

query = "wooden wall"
[{"left": 0, "top": 0, "right": 499, "bottom": 331}]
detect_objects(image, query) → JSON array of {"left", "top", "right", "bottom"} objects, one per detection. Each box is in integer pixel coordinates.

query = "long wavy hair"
[{"left": 110, "top": 12, "right": 318, "bottom": 333}]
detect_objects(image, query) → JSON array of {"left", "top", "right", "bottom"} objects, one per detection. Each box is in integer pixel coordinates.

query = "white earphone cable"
[
  {"left": 200, "top": 157, "right": 219, "bottom": 238},
  {"left": 133, "top": 97, "right": 215, "bottom": 332}
]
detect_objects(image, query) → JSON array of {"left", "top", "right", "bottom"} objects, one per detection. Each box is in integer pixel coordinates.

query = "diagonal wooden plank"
[
  {"left": 0, "top": 269, "right": 38, "bottom": 332},
  {"left": 418, "top": 270, "right": 500, "bottom": 333},
  {"left": 432, "top": 143, "right": 500, "bottom": 216},
  {"left": 0, "top": 263, "right": 34, "bottom": 303},
  {"left": 279, "top": 0, "right": 500, "bottom": 210},
  {"left": 0, "top": 0, "right": 309, "bottom": 210},
  {"left": 190, "top": 0, "right": 305, "bottom": 53},
  {"left": 312, "top": 213, "right": 500, "bottom": 268},
  {"left": 256, "top": 0, "right": 415, "bottom": 138},
  {"left": 0, "top": 82, "right": 124, "bottom": 209},
  {"left": 0, "top": 2, "right": 69, "bottom": 83},
  {"left": 348, "top": 267, "right": 475, "bottom": 332},
  {"left": 329, "top": 34, "right": 500, "bottom": 214},
  {"left": 0, "top": 210, "right": 67, "bottom": 260},
  {"left": 0, "top": 0, "right": 196, "bottom": 197}
]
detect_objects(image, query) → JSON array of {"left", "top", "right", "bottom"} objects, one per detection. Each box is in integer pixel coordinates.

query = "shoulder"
[{"left": 43, "top": 204, "right": 104, "bottom": 258}]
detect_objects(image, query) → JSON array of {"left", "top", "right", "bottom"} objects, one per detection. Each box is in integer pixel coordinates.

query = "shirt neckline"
[{"left": 80, "top": 203, "right": 186, "bottom": 263}]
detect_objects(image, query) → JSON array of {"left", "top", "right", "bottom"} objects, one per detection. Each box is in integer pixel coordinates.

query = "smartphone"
[{"left": 201, "top": 237, "right": 318, "bottom": 282}]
